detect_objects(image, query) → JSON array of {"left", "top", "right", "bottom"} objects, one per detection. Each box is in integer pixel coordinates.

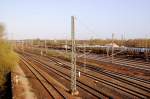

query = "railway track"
[
  {"left": 85, "top": 54, "right": 150, "bottom": 71},
  {"left": 33, "top": 48, "right": 150, "bottom": 70},
  {"left": 25, "top": 47, "right": 150, "bottom": 70},
  {"left": 20, "top": 56, "right": 75, "bottom": 99},
  {"left": 40, "top": 53, "right": 150, "bottom": 85},
  {"left": 79, "top": 63, "right": 150, "bottom": 84},
  {"left": 22, "top": 55, "right": 110, "bottom": 99},
  {"left": 45, "top": 57, "right": 150, "bottom": 96},
  {"left": 20, "top": 50, "right": 150, "bottom": 84},
  {"left": 101, "top": 59, "right": 150, "bottom": 70},
  {"left": 21, "top": 52, "right": 150, "bottom": 99}
]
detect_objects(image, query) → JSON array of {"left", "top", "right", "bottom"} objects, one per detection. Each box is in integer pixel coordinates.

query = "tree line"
[{"left": 31, "top": 39, "right": 150, "bottom": 48}]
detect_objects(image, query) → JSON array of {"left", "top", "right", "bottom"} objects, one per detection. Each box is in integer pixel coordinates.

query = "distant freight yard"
[{"left": 9, "top": 38, "right": 149, "bottom": 99}]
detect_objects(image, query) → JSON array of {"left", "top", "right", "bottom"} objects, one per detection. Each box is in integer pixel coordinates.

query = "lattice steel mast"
[
  {"left": 112, "top": 33, "right": 114, "bottom": 63},
  {"left": 70, "top": 16, "right": 78, "bottom": 95}
]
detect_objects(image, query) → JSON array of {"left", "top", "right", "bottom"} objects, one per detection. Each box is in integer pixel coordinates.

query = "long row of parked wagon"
[
  {"left": 42, "top": 44, "right": 150, "bottom": 59},
  {"left": 77, "top": 46, "right": 150, "bottom": 59}
]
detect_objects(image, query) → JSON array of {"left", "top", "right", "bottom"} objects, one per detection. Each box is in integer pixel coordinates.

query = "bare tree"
[{"left": 0, "top": 23, "right": 5, "bottom": 39}]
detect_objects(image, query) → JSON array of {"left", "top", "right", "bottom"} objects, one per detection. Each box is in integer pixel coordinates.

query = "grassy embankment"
[
  {"left": 0, "top": 24, "right": 19, "bottom": 98},
  {"left": 27, "top": 48, "right": 71, "bottom": 61}
]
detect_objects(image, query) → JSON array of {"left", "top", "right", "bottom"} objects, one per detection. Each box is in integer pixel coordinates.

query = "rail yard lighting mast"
[{"left": 70, "top": 16, "right": 79, "bottom": 95}]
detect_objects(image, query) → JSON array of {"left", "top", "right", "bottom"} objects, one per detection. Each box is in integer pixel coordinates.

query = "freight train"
[{"left": 38, "top": 44, "right": 150, "bottom": 59}]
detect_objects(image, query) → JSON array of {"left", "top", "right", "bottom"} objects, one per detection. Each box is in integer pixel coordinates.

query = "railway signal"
[{"left": 70, "top": 16, "right": 79, "bottom": 95}]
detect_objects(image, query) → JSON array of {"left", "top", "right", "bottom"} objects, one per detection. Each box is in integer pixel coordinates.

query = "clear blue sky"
[{"left": 0, "top": 0, "right": 150, "bottom": 40}]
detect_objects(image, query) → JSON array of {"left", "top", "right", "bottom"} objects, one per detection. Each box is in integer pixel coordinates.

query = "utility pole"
[
  {"left": 31, "top": 39, "right": 33, "bottom": 50},
  {"left": 70, "top": 16, "right": 78, "bottom": 95},
  {"left": 24, "top": 40, "right": 26, "bottom": 48},
  {"left": 65, "top": 38, "right": 68, "bottom": 53},
  {"left": 45, "top": 40, "right": 47, "bottom": 54},
  {"left": 107, "top": 47, "right": 109, "bottom": 57},
  {"left": 145, "top": 35, "right": 148, "bottom": 61},
  {"left": 112, "top": 33, "right": 114, "bottom": 63},
  {"left": 38, "top": 39, "right": 40, "bottom": 48},
  {"left": 38, "top": 39, "right": 42, "bottom": 55},
  {"left": 83, "top": 43, "right": 86, "bottom": 72},
  {"left": 124, "top": 32, "right": 126, "bottom": 46},
  {"left": 22, "top": 40, "right": 24, "bottom": 52},
  {"left": 121, "top": 34, "right": 123, "bottom": 47}
]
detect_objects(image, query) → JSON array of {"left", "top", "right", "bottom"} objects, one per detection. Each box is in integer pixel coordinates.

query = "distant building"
[
  {"left": 105, "top": 43, "right": 119, "bottom": 47},
  {"left": 62, "top": 45, "right": 71, "bottom": 49}
]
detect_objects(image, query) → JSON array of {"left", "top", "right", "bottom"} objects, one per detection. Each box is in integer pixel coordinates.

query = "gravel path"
[{"left": 12, "top": 65, "right": 37, "bottom": 99}]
